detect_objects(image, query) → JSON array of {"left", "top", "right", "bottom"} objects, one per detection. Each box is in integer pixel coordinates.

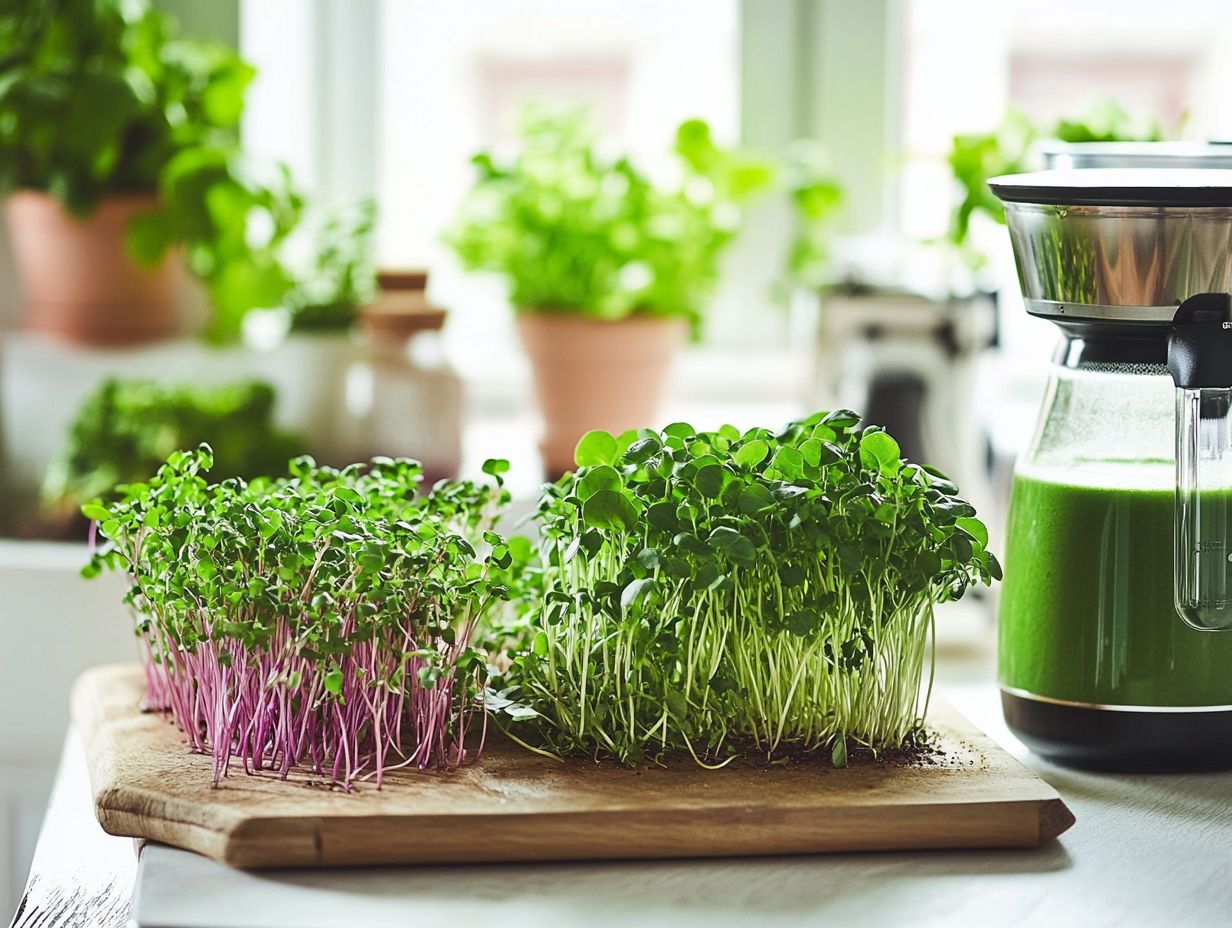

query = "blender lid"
[
  {"left": 989, "top": 169, "right": 1232, "bottom": 207},
  {"left": 993, "top": 169, "right": 1232, "bottom": 330},
  {"left": 1039, "top": 141, "right": 1232, "bottom": 171}
]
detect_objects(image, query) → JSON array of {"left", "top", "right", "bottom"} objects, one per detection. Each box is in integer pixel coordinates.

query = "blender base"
[{"left": 1001, "top": 690, "right": 1232, "bottom": 772}]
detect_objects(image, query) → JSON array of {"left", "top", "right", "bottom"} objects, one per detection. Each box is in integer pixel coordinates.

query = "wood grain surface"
[
  {"left": 72, "top": 664, "right": 1073, "bottom": 869},
  {"left": 10, "top": 731, "right": 135, "bottom": 928}
]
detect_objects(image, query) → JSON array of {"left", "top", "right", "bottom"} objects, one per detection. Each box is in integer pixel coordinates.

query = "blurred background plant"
[
  {"left": 39, "top": 378, "right": 304, "bottom": 532},
  {"left": 284, "top": 199, "right": 379, "bottom": 333},
  {"left": 447, "top": 106, "right": 775, "bottom": 331},
  {"left": 945, "top": 100, "right": 1170, "bottom": 270},
  {"left": 0, "top": 0, "right": 301, "bottom": 343},
  {"left": 782, "top": 142, "right": 845, "bottom": 292}
]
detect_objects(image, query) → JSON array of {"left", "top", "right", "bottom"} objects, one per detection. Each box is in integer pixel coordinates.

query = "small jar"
[{"left": 346, "top": 279, "right": 463, "bottom": 483}]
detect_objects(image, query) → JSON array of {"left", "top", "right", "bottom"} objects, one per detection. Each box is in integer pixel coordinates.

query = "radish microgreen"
[{"left": 84, "top": 445, "right": 511, "bottom": 789}]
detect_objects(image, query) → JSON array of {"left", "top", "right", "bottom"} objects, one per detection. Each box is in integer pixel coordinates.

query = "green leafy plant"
[
  {"left": 947, "top": 101, "right": 1167, "bottom": 266},
  {"left": 447, "top": 106, "right": 775, "bottom": 330},
  {"left": 41, "top": 378, "right": 305, "bottom": 522},
  {"left": 1050, "top": 99, "right": 1165, "bottom": 144},
  {"left": 0, "top": 0, "right": 301, "bottom": 342},
  {"left": 84, "top": 446, "right": 512, "bottom": 788},
  {"left": 783, "top": 143, "right": 844, "bottom": 290},
  {"left": 285, "top": 199, "right": 379, "bottom": 332},
  {"left": 138, "top": 150, "right": 302, "bottom": 344},
  {"left": 946, "top": 109, "right": 1036, "bottom": 262},
  {"left": 491, "top": 413, "right": 999, "bottom": 767}
]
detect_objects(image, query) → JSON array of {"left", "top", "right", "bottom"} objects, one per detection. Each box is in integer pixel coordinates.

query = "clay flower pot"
[
  {"left": 516, "top": 311, "right": 688, "bottom": 475},
  {"left": 4, "top": 191, "right": 180, "bottom": 345}
]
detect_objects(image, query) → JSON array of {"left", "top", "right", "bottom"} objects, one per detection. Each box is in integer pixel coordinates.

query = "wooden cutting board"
[{"left": 73, "top": 664, "right": 1074, "bottom": 869}]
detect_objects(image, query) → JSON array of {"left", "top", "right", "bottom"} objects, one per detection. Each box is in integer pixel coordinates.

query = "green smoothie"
[{"left": 999, "top": 465, "right": 1232, "bottom": 707}]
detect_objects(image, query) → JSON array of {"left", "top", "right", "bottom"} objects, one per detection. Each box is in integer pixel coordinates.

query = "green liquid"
[{"left": 999, "top": 467, "right": 1232, "bottom": 706}]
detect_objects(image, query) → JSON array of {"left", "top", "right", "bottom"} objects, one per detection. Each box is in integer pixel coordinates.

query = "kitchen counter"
[{"left": 12, "top": 675, "right": 1232, "bottom": 928}]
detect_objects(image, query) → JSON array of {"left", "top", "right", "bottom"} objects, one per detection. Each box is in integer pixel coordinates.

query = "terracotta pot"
[
  {"left": 516, "top": 311, "right": 687, "bottom": 475},
  {"left": 4, "top": 191, "right": 180, "bottom": 345}
]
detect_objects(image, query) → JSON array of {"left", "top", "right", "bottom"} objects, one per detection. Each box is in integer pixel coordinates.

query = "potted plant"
[
  {"left": 448, "top": 108, "right": 773, "bottom": 474},
  {"left": 0, "top": 0, "right": 299, "bottom": 345},
  {"left": 267, "top": 200, "right": 379, "bottom": 463}
]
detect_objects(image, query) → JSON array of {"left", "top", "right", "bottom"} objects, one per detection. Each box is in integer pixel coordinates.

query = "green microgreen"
[
  {"left": 490, "top": 412, "right": 999, "bottom": 767},
  {"left": 84, "top": 445, "right": 512, "bottom": 789}
]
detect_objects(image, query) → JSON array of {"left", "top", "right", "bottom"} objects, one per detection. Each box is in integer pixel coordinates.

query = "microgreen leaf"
[
  {"left": 859, "top": 430, "right": 902, "bottom": 475},
  {"left": 734, "top": 439, "right": 769, "bottom": 469},
  {"left": 323, "top": 669, "right": 344, "bottom": 695},
  {"left": 956, "top": 516, "right": 989, "bottom": 548},
  {"left": 577, "top": 464, "right": 622, "bottom": 501},
  {"left": 621, "top": 577, "right": 655, "bottom": 613},
  {"left": 575, "top": 430, "right": 618, "bottom": 467},
  {"left": 582, "top": 489, "right": 638, "bottom": 533}
]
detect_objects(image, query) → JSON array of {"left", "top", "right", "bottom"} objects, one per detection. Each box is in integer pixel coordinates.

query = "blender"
[{"left": 990, "top": 168, "right": 1232, "bottom": 770}]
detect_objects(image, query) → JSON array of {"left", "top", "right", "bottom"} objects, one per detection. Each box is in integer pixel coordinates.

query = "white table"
[{"left": 14, "top": 676, "right": 1232, "bottom": 928}]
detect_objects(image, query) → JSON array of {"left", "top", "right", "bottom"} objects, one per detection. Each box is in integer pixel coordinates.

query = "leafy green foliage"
[
  {"left": 447, "top": 106, "right": 775, "bottom": 329},
  {"left": 41, "top": 379, "right": 305, "bottom": 521},
  {"left": 947, "top": 110, "right": 1036, "bottom": 261},
  {"left": 83, "top": 446, "right": 513, "bottom": 787},
  {"left": 1051, "top": 99, "right": 1165, "bottom": 144},
  {"left": 285, "top": 199, "right": 378, "bottom": 332},
  {"left": 783, "top": 143, "right": 844, "bottom": 290},
  {"left": 492, "top": 413, "right": 998, "bottom": 767},
  {"left": 0, "top": 0, "right": 302, "bottom": 342},
  {"left": 152, "top": 151, "right": 302, "bottom": 343},
  {"left": 0, "top": 0, "right": 251, "bottom": 214},
  {"left": 947, "top": 100, "right": 1167, "bottom": 266}
]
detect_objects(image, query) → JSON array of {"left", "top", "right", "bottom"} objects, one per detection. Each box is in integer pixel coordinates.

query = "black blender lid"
[{"left": 989, "top": 168, "right": 1232, "bottom": 206}]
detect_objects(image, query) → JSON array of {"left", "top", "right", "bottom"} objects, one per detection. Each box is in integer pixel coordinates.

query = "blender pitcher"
[{"left": 990, "top": 169, "right": 1232, "bottom": 770}]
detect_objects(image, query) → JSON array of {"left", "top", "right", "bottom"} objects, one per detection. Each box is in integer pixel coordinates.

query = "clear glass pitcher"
[{"left": 990, "top": 168, "right": 1232, "bottom": 770}]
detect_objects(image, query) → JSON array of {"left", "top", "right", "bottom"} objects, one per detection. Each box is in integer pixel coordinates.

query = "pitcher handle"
[{"left": 1169, "top": 292, "right": 1232, "bottom": 631}]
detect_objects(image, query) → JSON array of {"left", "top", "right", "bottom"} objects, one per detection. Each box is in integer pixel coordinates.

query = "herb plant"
[
  {"left": 948, "top": 100, "right": 1166, "bottom": 266},
  {"left": 84, "top": 447, "right": 512, "bottom": 788},
  {"left": 783, "top": 143, "right": 844, "bottom": 291},
  {"left": 447, "top": 107, "right": 774, "bottom": 329},
  {"left": 493, "top": 414, "right": 999, "bottom": 767},
  {"left": 41, "top": 379, "right": 304, "bottom": 523},
  {"left": 285, "top": 200, "right": 379, "bottom": 333},
  {"left": 0, "top": 0, "right": 301, "bottom": 342}
]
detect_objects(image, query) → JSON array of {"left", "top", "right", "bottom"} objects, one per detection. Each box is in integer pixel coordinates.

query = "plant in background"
[
  {"left": 84, "top": 447, "right": 512, "bottom": 788},
  {"left": 945, "top": 100, "right": 1168, "bottom": 267},
  {"left": 0, "top": 0, "right": 301, "bottom": 342},
  {"left": 491, "top": 413, "right": 998, "bottom": 767},
  {"left": 447, "top": 106, "right": 775, "bottom": 331},
  {"left": 946, "top": 109, "right": 1036, "bottom": 265},
  {"left": 1050, "top": 98, "right": 1165, "bottom": 144},
  {"left": 284, "top": 199, "right": 379, "bottom": 333},
  {"left": 783, "top": 142, "right": 844, "bottom": 291},
  {"left": 41, "top": 379, "right": 305, "bottom": 523},
  {"left": 139, "top": 149, "right": 302, "bottom": 343}
]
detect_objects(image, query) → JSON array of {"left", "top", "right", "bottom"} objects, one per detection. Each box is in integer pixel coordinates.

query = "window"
[{"left": 242, "top": 0, "right": 743, "bottom": 376}]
